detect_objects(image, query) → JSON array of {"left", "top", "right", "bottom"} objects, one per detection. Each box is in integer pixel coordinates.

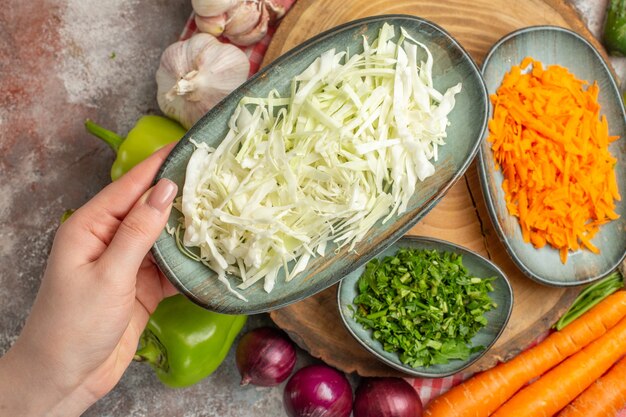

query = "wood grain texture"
[{"left": 264, "top": 0, "right": 597, "bottom": 376}]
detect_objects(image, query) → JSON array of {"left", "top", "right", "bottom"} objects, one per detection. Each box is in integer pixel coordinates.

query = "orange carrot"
[
  {"left": 557, "top": 357, "right": 626, "bottom": 417},
  {"left": 423, "top": 290, "right": 626, "bottom": 417},
  {"left": 487, "top": 57, "right": 621, "bottom": 263},
  {"left": 556, "top": 355, "right": 626, "bottom": 417},
  {"left": 492, "top": 316, "right": 626, "bottom": 417}
]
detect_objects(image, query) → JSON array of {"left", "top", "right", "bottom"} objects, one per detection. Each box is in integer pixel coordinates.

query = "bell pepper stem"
[
  {"left": 134, "top": 330, "right": 168, "bottom": 370},
  {"left": 84, "top": 119, "right": 125, "bottom": 152},
  {"left": 134, "top": 345, "right": 159, "bottom": 364}
]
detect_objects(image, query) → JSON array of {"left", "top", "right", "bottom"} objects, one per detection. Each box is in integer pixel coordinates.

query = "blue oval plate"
[
  {"left": 478, "top": 26, "right": 626, "bottom": 287},
  {"left": 337, "top": 236, "right": 513, "bottom": 378},
  {"left": 152, "top": 15, "right": 488, "bottom": 314}
]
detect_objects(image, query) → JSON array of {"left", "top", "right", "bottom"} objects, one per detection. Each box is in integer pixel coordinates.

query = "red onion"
[
  {"left": 235, "top": 327, "right": 296, "bottom": 387},
  {"left": 283, "top": 364, "right": 353, "bottom": 417},
  {"left": 353, "top": 377, "right": 423, "bottom": 417}
]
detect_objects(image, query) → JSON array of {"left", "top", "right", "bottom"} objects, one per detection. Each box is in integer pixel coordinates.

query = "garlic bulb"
[
  {"left": 226, "top": 3, "right": 269, "bottom": 46},
  {"left": 264, "top": 0, "right": 294, "bottom": 23},
  {"left": 223, "top": 0, "right": 262, "bottom": 36},
  {"left": 192, "top": 0, "right": 238, "bottom": 17},
  {"left": 156, "top": 34, "right": 249, "bottom": 129},
  {"left": 193, "top": 0, "right": 293, "bottom": 46},
  {"left": 195, "top": 13, "right": 227, "bottom": 36}
]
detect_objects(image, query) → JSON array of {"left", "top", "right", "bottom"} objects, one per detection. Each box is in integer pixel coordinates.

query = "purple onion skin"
[
  {"left": 283, "top": 365, "right": 353, "bottom": 417},
  {"left": 235, "top": 327, "right": 297, "bottom": 387},
  {"left": 353, "top": 377, "right": 423, "bottom": 417}
]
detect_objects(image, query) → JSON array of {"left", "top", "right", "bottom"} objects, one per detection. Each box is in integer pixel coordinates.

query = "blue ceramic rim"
[
  {"left": 477, "top": 25, "right": 626, "bottom": 288},
  {"left": 151, "top": 14, "right": 489, "bottom": 314},
  {"left": 336, "top": 235, "right": 514, "bottom": 378}
]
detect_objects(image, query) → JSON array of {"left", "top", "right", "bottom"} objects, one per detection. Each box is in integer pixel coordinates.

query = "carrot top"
[{"left": 488, "top": 57, "right": 621, "bottom": 263}]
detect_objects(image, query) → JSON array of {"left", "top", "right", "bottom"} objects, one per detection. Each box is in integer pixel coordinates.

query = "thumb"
[{"left": 99, "top": 178, "right": 178, "bottom": 278}]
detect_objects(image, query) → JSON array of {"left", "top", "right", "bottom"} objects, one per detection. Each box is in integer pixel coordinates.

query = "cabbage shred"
[{"left": 179, "top": 23, "right": 462, "bottom": 298}]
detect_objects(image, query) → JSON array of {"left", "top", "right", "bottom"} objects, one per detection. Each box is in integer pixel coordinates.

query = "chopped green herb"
[{"left": 352, "top": 247, "right": 496, "bottom": 368}]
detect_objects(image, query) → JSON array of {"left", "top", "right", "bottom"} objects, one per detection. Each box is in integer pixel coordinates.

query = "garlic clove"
[
  {"left": 223, "top": 0, "right": 263, "bottom": 37},
  {"left": 192, "top": 0, "right": 238, "bottom": 17},
  {"left": 195, "top": 13, "right": 228, "bottom": 36},
  {"left": 156, "top": 33, "right": 249, "bottom": 129},
  {"left": 263, "top": 0, "right": 294, "bottom": 23},
  {"left": 226, "top": 2, "right": 269, "bottom": 46}
]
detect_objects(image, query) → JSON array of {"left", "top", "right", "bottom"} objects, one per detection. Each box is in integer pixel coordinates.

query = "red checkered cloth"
[
  {"left": 179, "top": 10, "right": 626, "bottom": 415},
  {"left": 407, "top": 330, "right": 549, "bottom": 406}
]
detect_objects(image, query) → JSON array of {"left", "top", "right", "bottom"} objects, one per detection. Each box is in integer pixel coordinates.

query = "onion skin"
[
  {"left": 283, "top": 365, "right": 353, "bottom": 417},
  {"left": 235, "top": 327, "right": 296, "bottom": 387},
  {"left": 353, "top": 377, "right": 423, "bottom": 417}
]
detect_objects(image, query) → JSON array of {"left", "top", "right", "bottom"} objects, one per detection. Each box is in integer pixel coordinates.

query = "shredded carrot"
[
  {"left": 556, "top": 355, "right": 626, "bottom": 417},
  {"left": 487, "top": 57, "right": 621, "bottom": 263},
  {"left": 423, "top": 290, "right": 626, "bottom": 417}
]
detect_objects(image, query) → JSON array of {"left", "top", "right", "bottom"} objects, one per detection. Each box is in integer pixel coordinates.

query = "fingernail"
[{"left": 147, "top": 179, "right": 178, "bottom": 212}]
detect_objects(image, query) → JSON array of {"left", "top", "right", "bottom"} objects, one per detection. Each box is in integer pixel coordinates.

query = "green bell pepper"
[
  {"left": 135, "top": 295, "right": 247, "bottom": 388},
  {"left": 604, "top": 0, "right": 626, "bottom": 56},
  {"left": 85, "top": 115, "right": 186, "bottom": 180},
  {"left": 84, "top": 115, "right": 248, "bottom": 387}
]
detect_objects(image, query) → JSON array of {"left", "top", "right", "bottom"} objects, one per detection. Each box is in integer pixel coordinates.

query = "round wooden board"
[{"left": 263, "top": 0, "right": 604, "bottom": 377}]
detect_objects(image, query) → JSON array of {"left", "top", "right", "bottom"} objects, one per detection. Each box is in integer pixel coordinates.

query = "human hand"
[{"left": 0, "top": 145, "right": 178, "bottom": 417}]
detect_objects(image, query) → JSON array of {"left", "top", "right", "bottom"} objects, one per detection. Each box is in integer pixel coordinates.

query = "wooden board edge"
[
  {"left": 264, "top": 0, "right": 614, "bottom": 73},
  {"left": 263, "top": 0, "right": 612, "bottom": 287},
  {"left": 261, "top": 0, "right": 317, "bottom": 68},
  {"left": 544, "top": 0, "right": 619, "bottom": 79},
  {"left": 270, "top": 303, "right": 408, "bottom": 377}
]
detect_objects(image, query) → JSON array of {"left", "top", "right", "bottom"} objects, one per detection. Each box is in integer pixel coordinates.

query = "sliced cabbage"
[{"left": 178, "top": 23, "right": 462, "bottom": 298}]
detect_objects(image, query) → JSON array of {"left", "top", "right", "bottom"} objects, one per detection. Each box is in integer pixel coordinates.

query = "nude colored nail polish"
[{"left": 147, "top": 178, "right": 178, "bottom": 211}]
